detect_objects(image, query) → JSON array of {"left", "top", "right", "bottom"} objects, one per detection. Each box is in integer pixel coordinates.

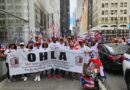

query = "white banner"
[{"left": 8, "top": 48, "right": 85, "bottom": 76}]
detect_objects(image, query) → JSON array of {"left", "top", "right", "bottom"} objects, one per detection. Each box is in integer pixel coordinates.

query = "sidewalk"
[{"left": 0, "top": 78, "right": 81, "bottom": 90}]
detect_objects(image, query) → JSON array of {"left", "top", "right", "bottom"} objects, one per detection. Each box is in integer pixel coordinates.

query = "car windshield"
[
  {"left": 104, "top": 44, "right": 129, "bottom": 55},
  {"left": 126, "top": 48, "right": 130, "bottom": 54}
]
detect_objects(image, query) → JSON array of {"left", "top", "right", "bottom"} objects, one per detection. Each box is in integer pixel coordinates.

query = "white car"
[{"left": 123, "top": 48, "right": 130, "bottom": 90}]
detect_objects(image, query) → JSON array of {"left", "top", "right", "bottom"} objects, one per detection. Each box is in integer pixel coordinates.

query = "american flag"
[
  {"left": 95, "top": 31, "right": 102, "bottom": 41},
  {"left": 49, "top": 24, "right": 55, "bottom": 30},
  {"left": 86, "top": 32, "right": 92, "bottom": 40}
]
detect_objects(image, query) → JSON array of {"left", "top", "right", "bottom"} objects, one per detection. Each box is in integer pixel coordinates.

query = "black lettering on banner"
[
  {"left": 39, "top": 52, "right": 48, "bottom": 61},
  {"left": 59, "top": 52, "right": 67, "bottom": 61},
  {"left": 51, "top": 51, "right": 56, "bottom": 59},
  {"left": 27, "top": 53, "right": 36, "bottom": 62}
]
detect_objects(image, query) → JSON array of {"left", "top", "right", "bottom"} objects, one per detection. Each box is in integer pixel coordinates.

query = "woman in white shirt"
[
  {"left": 4, "top": 43, "right": 17, "bottom": 81},
  {"left": 22, "top": 42, "right": 34, "bottom": 81},
  {"left": 17, "top": 42, "right": 29, "bottom": 81}
]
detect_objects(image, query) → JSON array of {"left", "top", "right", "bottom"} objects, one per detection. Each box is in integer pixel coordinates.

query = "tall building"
[
  {"left": 75, "top": 0, "right": 83, "bottom": 36},
  {"left": 88, "top": 0, "right": 93, "bottom": 29},
  {"left": 40, "top": 0, "right": 61, "bottom": 38},
  {"left": 92, "top": 0, "right": 130, "bottom": 39},
  {"left": 75, "top": 0, "right": 89, "bottom": 35},
  {"left": 0, "top": 0, "right": 44, "bottom": 43},
  {"left": 60, "top": 0, "right": 70, "bottom": 37},
  {"left": 0, "top": 0, "right": 6, "bottom": 42}
]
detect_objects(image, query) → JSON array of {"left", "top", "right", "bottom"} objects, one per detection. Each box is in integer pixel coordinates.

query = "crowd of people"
[
  {"left": 0, "top": 34, "right": 100, "bottom": 82},
  {"left": 0, "top": 32, "right": 130, "bottom": 83}
]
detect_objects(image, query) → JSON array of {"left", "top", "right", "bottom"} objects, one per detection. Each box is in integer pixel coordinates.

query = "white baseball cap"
[{"left": 19, "top": 42, "right": 25, "bottom": 45}]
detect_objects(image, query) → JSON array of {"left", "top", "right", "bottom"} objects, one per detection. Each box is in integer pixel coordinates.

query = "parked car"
[
  {"left": 98, "top": 43, "right": 129, "bottom": 71},
  {"left": 123, "top": 48, "right": 130, "bottom": 90}
]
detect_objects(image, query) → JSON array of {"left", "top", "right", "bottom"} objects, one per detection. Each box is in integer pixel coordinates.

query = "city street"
[
  {"left": 0, "top": 72, "right": 128, "bottom": 90},
  {"left": 105, "top": 71, "right": 127, "bottom": 90},
  {"left": 0, "top": 0, "right": 130, "bottom": 90},
  {"left": 0, "top": 77, "right": 81, "bottom": 90}
]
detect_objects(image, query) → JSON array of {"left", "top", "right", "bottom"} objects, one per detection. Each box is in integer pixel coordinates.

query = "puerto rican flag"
[
  {"left": 80, "top": 59, "right": 106, "bottom": 89},
  {"left": 89, "top": 59, "right": 106, "bottom": 81},
  {"left": 80, "top": 75, "right": 95, "bottom": 89}
]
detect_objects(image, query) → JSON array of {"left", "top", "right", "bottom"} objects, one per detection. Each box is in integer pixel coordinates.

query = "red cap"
[
  {"left": 34, "top": 42, "right": 41, "bottom": 46},
  {"left": 78, "top": 40, "right": 84, "bottom": 43}
]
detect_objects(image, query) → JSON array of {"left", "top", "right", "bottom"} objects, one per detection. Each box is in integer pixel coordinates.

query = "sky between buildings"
[{"left": 70, "top": 0, "right": 76, "bottom": 29}]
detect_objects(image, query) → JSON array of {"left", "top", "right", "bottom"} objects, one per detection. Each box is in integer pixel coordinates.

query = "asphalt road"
[
  {"left": 0, "top": 77, "right": 82, "bottom": 90},
  {"left": 105, "top": 71, "right": 127, "bottom": 90},
  {"left": 0, "top": 71, "right": 127, "bottom": 90}
]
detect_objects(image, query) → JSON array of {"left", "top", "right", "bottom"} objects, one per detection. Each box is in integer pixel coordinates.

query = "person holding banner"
[
  {"left": 33, "top": 41, "right": 42, "bottom": 81},
  {"left": 4, "top": 43, "right": 17, "bottom": 82},
  {"left": 17, "top": 42, "right": 29, "bottom": 81},
  {"left": 59, "top": 38, "right": 66, "bottom": 78},
  {"left": 67, "top": 40, "right": 76, "bottom": 80},
  {"left": 78, "top": 40, "right": 92, "bottom": 78},
  {"left": 42, "top": 42, "right": 51, "bottom": 79},
  {"left": 49, "top": 37, "right": 61, "bottom": 79},
  {"left": 26, "top": 43, "right": 33, "bottom": 51},
  {"left": 79, "top": 40, "right": 92, "bottom": 64}
]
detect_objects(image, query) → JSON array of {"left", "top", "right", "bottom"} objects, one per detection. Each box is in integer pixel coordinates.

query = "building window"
[
  {"left": 0, "top": 0, "right": 5, "bottom": 3},
  {"left": 102, "top": 11, "right": 104, "bottom": 15},
  {"left": 120, "top": 25, "right": 127, "bottom": 27},
  {"left": 124, "top": 17, "right": 127, "bottom": 21},
  {"left": 102, "top": 3, "right": 105, "bottom": 8},
  {"left": 7, "top": 0, "right": 13, "bottom": 3},
  {"left": 114, "top": 10, "right": 117, "bottom": 15},
  {"left": 120, "top": 10, "right": 123, "bottom": 14},
  {"left": 120, "top": 2, "right": 123, "bottom": 7},
  {"left": 0, "top": 20, "right": 5, "bottom": 26},
  {"left": 120, "top": 10, "right": 127, "bottom": 14},
  {"left": 111, "top": 10, "right": 117, "bottom": 15},
  {"left": 16, "top": 12, "right": 22, "bottom": 17},
  {"left": 111, "top": 17, "right": 114, "bottom": 21},
  {"left": 111, "top": 25, "right": 117, "bottom": 27},
  {"left": 115, "top": 3, "right": 117, "bottom": 7},
  {"left": 105, "top": 10, "right": 108, "bottom": 15},
  {"left": 115, "top": 17, "right": 117, "bottom": 21},
  {"left": 120, "top": 17, "right": 123, "bottom": 21},
  {"left": 102, "top": 18, "right": 104, "bottom": 22},
  {"left": 7, "top": 5, "right": 13, "bottom": 10},
  {"left": 105, "top": 18, "right": 108, "bottom": 22},
  {"left": 111, "top": 3, "right": 114, "bottom": 7},
  {"left": 105, "top": 3, "right": 108, "bottom": 8},
  {"left": 111, "top": 10, "right": 114, "bottom": 15},
  {"left": 0, "top": 6, "right": 5, "bottom": 10},
  {"left": 0, "top": 13, "right": 5, "bottom": 18},
  {"left": 0, "top": 20, "right": 2, "bottom": 26},
  {"left": 111, "top": 3, "right": 118, "bottom": 7},
  {"left": 15, "top": 6, "right": 21, "bottom": 10},
  {"left": 124, "top": 2, "right": 127, "bottom": 7},
  {"left": 102, "top": 25, "right": 108, "bottom": 27},
  {"left": 124, "top": 10, "right": 127, "bottom": 14},
  {"left": 15, "top": 0, "right": 21, "bottom": 3},
  {"left": 102, "top": 3, "right": 108, "bottom": 8}
]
